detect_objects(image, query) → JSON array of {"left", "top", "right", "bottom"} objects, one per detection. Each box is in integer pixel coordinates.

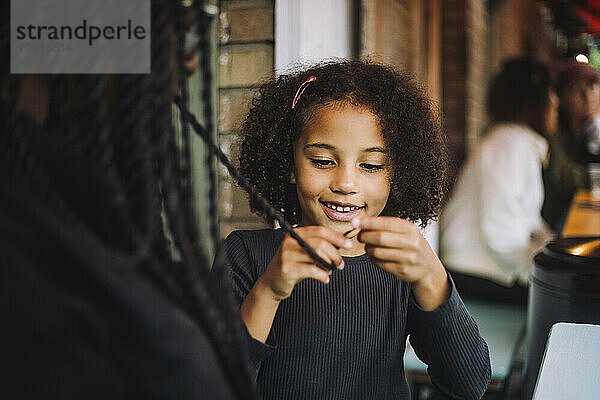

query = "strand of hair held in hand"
[{"left": 174, "top": 96, "right": 337, "bottom": 271}]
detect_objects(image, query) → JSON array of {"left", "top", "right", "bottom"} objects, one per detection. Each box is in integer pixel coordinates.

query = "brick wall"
[
  {"left": 465, "top": 0, "right": 489, "bottom": 153},
  {"left": 443, "top": 0, "right": 554, "bottom": 186},
  {"left": 442, "top": 0, "right": 468, "bottom": 173},
  {"left": 218, "top": 0, "right": 274, "bottom": 237}
]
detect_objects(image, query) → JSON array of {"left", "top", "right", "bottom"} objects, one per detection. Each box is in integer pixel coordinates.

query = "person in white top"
[{"left": 440, "top": 59, "right": 558, "bottom": 304}]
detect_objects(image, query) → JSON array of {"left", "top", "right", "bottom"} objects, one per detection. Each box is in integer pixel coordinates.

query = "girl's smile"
[
  {"left": 320, "top": 200, "right": 364, "bottom": 222},
  {"left": 291, "top": 101, "right": 391, "bottom": 254}
]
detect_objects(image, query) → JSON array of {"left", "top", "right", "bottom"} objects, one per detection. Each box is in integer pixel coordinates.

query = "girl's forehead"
[
  {"left": 306, "top": 101, "right": 378, "bottom": 126},
  {"left": 311, "top": 100, "right": 372, "bottom": 116},
  {"left": 298, "top": 102, "right": 386, "bottom": 148}
]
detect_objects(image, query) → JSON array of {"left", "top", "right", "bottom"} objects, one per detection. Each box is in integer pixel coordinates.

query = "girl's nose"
[{"left": 330, "top": 166, "right": 358, "bottom": 194}]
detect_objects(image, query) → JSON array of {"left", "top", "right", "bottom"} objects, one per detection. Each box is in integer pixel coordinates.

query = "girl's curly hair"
[{"left": 240, "top": 59, "right": 448, "bottom": 228}]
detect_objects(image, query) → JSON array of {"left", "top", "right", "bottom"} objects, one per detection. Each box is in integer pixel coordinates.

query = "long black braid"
[
  {"left": 198, "top": 11, "right": 220, "bottom": 258},
  {"left": 176, "top": 4, "right": 339, "bottom": 272},
  {"left": 175, "top": 99, "right": 339, "bottom": 271},
  {"left": 1, "top": 1, "right": 258, "bottom": 398}
]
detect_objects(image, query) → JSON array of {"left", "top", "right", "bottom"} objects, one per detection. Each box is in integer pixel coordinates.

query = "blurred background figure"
[
  {"left": 440, "top": 59, "right": 558, "bottom": 305},
  {"left": 542, "top": 61, "right": 599, "bottom": 231}
]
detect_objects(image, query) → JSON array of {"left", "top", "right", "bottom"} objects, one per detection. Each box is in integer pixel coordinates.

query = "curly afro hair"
[{"left": 239, "top": 59, "right": 448, "bottom": 227}]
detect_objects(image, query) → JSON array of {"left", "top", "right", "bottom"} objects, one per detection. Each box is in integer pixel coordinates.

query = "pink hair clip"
[{"left": 291, "top": 76, "right": 317, "bottom": 109}]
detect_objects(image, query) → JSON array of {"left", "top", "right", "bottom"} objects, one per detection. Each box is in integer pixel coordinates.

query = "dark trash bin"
[{"left": 524, "top": 237, "right": 600, "bottom": 399}]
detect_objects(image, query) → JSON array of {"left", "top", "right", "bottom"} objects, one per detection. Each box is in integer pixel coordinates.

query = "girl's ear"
[{"left": 290, "top": 171, "right": 296, "bottom": 184}]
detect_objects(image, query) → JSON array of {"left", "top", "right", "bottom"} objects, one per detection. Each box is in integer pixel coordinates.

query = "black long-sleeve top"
[{"left": 224, "top": 229, "right": 491, "bottom": 400}]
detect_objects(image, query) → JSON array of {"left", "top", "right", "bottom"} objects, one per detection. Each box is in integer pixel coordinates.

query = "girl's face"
[{"left": 292, "top": 102, "right": 391, "bottom": 240}]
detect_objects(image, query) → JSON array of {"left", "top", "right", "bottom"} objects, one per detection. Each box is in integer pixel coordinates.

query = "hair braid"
[
  {"left": 166, "top": 6, "right": 259, "bottom": 397},
  {"left": 198, "top": 11, "right": 262, "bottom": 395},
  {"left": 175, "top": 99, "right": 337, "bottom": 271},
  {"left": 2, "top": 1, "right": 262, "bottom": 397},
  {"left": 198, "top": 14, "right": 220, "bottom": 250},
  {"left": 175, "top": 9, "right": 210, "bottom": 275}
]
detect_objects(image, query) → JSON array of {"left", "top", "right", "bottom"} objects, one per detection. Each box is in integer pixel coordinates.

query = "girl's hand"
[
  {"left": 354, "top": 216, "right": 450, "bottom": 310},
  {"left": 258, "top": 226, "right": 351, "bottom": 302},
  {"left": 242, "top": 226, "right": 350, "bottom": 342}
]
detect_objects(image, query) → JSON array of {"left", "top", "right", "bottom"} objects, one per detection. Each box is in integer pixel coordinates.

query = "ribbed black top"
[{"left": 225, "top": 229, "right": 491, "bottom": 400}]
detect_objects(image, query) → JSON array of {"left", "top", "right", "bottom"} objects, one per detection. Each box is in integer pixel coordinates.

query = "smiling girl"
[{"left": 222, "top": 60, "right": 491, "bottom": 399}]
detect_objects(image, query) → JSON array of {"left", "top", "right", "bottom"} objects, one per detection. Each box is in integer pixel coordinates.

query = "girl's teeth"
[{"left": 325, "top": 202, "right": 359, "bottom": 212}]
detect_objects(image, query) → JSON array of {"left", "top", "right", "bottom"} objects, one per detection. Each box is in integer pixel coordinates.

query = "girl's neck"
[{"left": 340, "top": 235, "right": 366, "bottom": 257}]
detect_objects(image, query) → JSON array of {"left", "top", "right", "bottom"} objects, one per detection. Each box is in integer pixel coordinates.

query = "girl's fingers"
[
  {"left": 368, "top": 258, "right": 397, "bottom": 272},
  {"left": 295, "top": 238, "right": 344, "bottom": 270},
  {"left": 295, "top": 226, "right": 353, "bottom": 250},
  {"left": 303, "top": 264, "right": 333, "bottom": 284},
  {"left": 284, "top": 249, "right": 334, "bottom": 283},
  {"left": 353, "top": 216, "right": 413, "bottom": 233},
  {"left": 364, "top": 245, "right": 407, "bottom": 262},
  {"left": 286, "top": 228, "right": 347, "bottom": 269},
  {"left": 368, "top": 258, "right": 415, "bottom": 281},
  {"left": 358, "top": 230, "right": 408, "bottom": 249},
  {"left": 355, "top": 218, "right": 423, "bottom": 253}
]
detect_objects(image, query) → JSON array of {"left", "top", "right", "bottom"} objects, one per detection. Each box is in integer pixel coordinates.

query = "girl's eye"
[
  {"left": 310, "top": 159, "right": 335, "bottom": 167},
  {"left": 360, "top": 163, "right": 384, "bottom": 171}
]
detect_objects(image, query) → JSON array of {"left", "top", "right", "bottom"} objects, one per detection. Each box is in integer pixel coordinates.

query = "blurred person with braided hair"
[
  {"left": 218, "top": 60, "right": 491, "bottom": 399},
  {"left": 0, "top": 1, "right": 256, "bottom": 398}
]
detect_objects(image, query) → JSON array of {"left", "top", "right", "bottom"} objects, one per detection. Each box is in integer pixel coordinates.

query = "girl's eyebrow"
[
  {"left": 364, "top": 146, "right": 387, "bottom": 153},
  {"left": 304, "top": 143, "right": 387, "bottom": 153},
  {"left": 304, "top": 143, "right": 335, "bottom": 151}
]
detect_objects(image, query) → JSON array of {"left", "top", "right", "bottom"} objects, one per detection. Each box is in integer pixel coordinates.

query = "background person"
[
  {"left": 542, "top": 61, "right": 599, "bottom": 231},
  {"left": 440, "top": 59, "right": 558, "bottom": 305}
]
